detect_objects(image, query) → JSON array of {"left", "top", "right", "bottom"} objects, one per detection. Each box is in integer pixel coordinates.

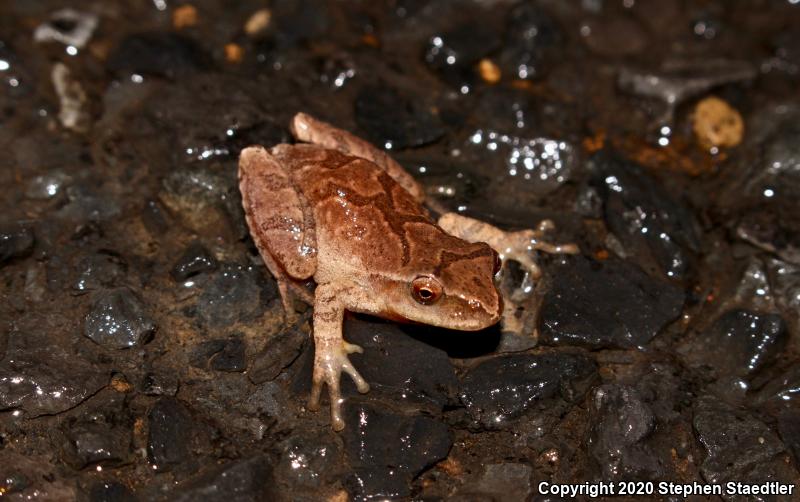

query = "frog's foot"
[{"left": 308, "top": 340, "right": 370, "bottom": 431}]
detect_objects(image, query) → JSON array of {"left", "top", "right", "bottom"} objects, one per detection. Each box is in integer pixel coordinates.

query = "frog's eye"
[{"left": 411, "top": 276, "right": 443, "bottom": 305}]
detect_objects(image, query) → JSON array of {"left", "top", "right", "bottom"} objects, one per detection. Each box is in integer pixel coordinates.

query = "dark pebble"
[
  {"left": 423, "top": 21, "right": 500, "bottom": 90},
  {"left": 190, "top": 334, "right": 246, "bottom": 372},
  {"left": 171, "top": 241, "right": 217, "bottom": 282},
  {"left": 590, "top": 150, "right": 700, "bottom": 279},
  {"left": 354, "top": 85, "right": 445, "bottom": 150},
  {"left": 460, "top": 352, "right": 597, "bottom": 429},
  {"left": 692, "top": 396, "right": 785, "bottom": 483},
  {"left": 681, "top": 309, "right": 787, "bottom": 378},
  {"left": 539, "top": 256, "right": 684, "bottom": 349},
  {"left": 147, "top": 397, "right": 193, "bottom": 471},
  {"left": 249, "top": 321, "right": 308, "bottom": 384},
  {"left": 342, "top": 401, "right": 452, "bottom": 500},
  {"left": 0, "top": 330, "right": 106, "bottom": 416},
  {"left": 84, "top": 288, "right": 156, "bottom": 349},
  {"left": 106, "top": 32, "right": 211, "bottom": 78},
  {"left": 87, "top": 481, "right": 138, "bottom": 502},
  {"left": 196, "top": 264, "right": 274, "bottom": 328},
  {"left": 588, "top": 384, "right": 663, "bottom": 480},
  {"left": 274, "top": 431, "right": 345, "bottom": 491},
  {"left": 61, "top": 420, "right": 131, "bottom": 469},
  {"left": 0, "top": 222, "right": 34, "bottom": 265},
  {"left": 73, "top": 252, "right": 127, "bottom": 294},
  {"left": 169, "top": 455, "right": 277, "bottom": 502},
  {"left": 499, "top": 3, "right": 563, "bottom": 80},
  {"left": 141, "top": 372, "right": 179, "bottom": 396}
]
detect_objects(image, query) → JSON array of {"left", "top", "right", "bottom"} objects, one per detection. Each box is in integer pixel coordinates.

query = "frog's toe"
[
  {"left": 308, "top": 344, "right": 370, "bottom": 430},
  {"left": 343, "top": 341, "right": 364, "bottom": 354}
]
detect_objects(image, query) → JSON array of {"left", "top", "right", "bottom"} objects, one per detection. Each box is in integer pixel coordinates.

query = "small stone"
[
  {"left": 460, "top": 352, "right": 597, "bottom": 429},
  {"left": 224, "top": 43, "right": 244, "bottom": 64},
  {"left": 590, "top": 150, "right": 701, "bottom": 279},
  {"left": 354, "top": 85, "right": 445, "bottom": 149},
  {"left": 539, "top": 256, "right": 684, "bottom": 349},
  {"left": 693, "top": 396, "right": 785, "bottom": 483},
  {"left": 52, "top": 62, "right": 91, "bottom": 133},
  {"left": 0, "top": 330, "right": 106, "bottom": 416},
  {"left": 73, "top": 252, "right": 127, "bottom": 294},
  {"left": 172, "top": 4, "right": 199, "bottom": 30},
  {"left": 693, "top": 96, "right": 744, "bottom": 149},
  {"left": 478, "top": 59, "right": 501, "bottom": 84},
  {"left": 249, "top": 322, "right": 308, "bottom": 384},
  {"left": 25, "top": 171, "right": 72, "bottom": 200},
  {"left": 169, "top": 456, "right": 276, "bottom": 502},
  {"left": 274, "top": 432, "right": 344, "bottom": 491},
  {"left": 34, "top": 8, "right": 98, "bottom": 49},
  {"left": 244, "top": 9, "right": 272, "bottom": 36},
  {"left": 190, "top": 335, "right": 246, "bottom": 372},
  {"left": 0, "top": 222, "right": 34, "bottom": 265},
  {"left": 147, "top": 398, "right": 193, "bottom": 471},
  {"left": 141, "top": 372, "right": 180, "bottom": 396},
  {"left": 196, "top": 264, "right": 273, "bottom": 328},
  {"left": 171, "top": 241, "right": 217, "bottom": 282},
  {"left": 499, "top": 3, "right": 563, "bottom": 80},
  {"left": 588, "top": 385, "right": 663, "bottom": 480},
  {"left": 61, "top": 421, "right": 131, "bottom": 469},
  {"left": 681, "top": 309, "right": 787, "bottom": 378},
  {"left": 424, "top": 22, "right": 500, "bottom": 90},
  {"left": 341, "top": 402, "right": 452, "bottom": 500},
  {"left": 84, "top": 288, "right": 156, "bottom": 349},
  {"left": 107, "top": 32, "right": 211, "bottom": 79}
]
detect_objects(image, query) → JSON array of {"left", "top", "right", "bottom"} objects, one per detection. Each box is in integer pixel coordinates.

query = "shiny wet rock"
[
  {"left": 681, "top": 309, "right": 787, "bottom": 378},
  {"left": 693, "top": 396, "right": 788, "bottom": 485},
  {"left": 590, "top": 151, "right": 701, "bottom": 279},
  {"left": 341, "top": 401, "right": 452, "bottom": 500},
  {"left": 195, "top": 264, "right": 275, "bottom": 329},
  {"left": 0, "top": 222, "right": 34, "bottom": 265},
  {"left": 168, "top": 455, "right": 277, "bottom": 502},
  {"left": 171, "top": 241, "right": 218, "bottom": 282},
  {"left": 459, "top": 351, "right": 597, "bottom": 429},
  {"left": 0, "top": 329, "right": 107, "bottom": 417},
  {"left": 588, "top": 384, "right": 662, "bottom": 480},
  {"left": 84, "top": 287, "right": 156, "bottom": 349},
  {"left": 539, "top": 256, "right": 684, "bottom": 349}
]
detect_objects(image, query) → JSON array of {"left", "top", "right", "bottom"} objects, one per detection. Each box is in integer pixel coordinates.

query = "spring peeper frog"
[{"left": 239, "top": 113, "right": 502, "bottom": 430}]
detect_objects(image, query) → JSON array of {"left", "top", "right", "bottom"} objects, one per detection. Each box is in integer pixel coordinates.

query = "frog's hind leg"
[
  {"left": 290, "top": 112, "right": 426, "bottom": 203},
  {"left": 239, "top": 146, "right": 317, "bottom": 321}
]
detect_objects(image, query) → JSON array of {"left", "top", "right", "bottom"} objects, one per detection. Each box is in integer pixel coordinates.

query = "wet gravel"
[{"left": 1, "top": 1, "right": 800, "bottom": 501}]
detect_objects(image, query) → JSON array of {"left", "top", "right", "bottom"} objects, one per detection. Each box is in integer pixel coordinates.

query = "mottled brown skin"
[{"left": 239, "top": 121, "right": 502, "bottom": 430}]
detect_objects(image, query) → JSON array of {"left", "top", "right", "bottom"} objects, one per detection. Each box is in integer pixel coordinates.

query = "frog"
[{"left": 238, "top": 113, "right": 503, "bottom": 430}]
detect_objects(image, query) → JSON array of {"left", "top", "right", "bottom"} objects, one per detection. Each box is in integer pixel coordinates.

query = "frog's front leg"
[{"left": 307, "top": 282, "right": 370, "bottom": 431}]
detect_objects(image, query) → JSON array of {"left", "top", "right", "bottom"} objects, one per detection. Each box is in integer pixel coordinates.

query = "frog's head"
[{"left": 379, "top": 227, "right": 503, "bottom": 331}]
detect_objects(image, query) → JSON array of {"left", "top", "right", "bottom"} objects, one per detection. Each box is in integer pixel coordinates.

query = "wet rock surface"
[
  {"left": 341, "top": 401, "right": 453, "bottom": 500},
  {"left": 539, "top": 256, "right": 684, "bottom": 349},
  {"left": 84, "top": 287, "right": 156, "bottom": 349},
  {"left": 460, "top": 351, "right": 597, "bottom": 429},
  {"left": 1, "top": 0, "right": 799, "bottom": 500}
]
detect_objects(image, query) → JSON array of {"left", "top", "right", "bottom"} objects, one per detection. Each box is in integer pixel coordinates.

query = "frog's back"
[{"left": 271, "top": 143, "right": 432, "bottom": 272}]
